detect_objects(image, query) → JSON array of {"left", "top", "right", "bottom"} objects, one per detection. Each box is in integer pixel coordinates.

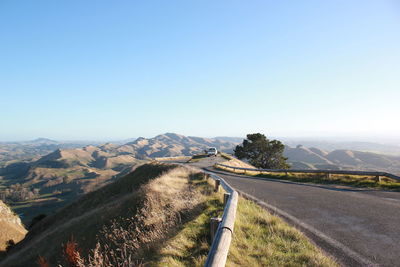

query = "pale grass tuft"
[{"left": 220, "top": 157, "right": 255, "bottom": 169}]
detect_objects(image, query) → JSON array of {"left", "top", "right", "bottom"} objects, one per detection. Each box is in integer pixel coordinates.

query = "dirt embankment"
[{"left": 0, "top": 200, "right": 27, "bottom": 251}]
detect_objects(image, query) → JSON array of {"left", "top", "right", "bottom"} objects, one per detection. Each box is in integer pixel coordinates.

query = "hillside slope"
[
  {"left": 0, "top": 147, "right": 146, "bottom": 225},
  {"left": 0, "top": 200, "right": 27, "bottom": 251},
  {"left": 0, "top": 163, "right": 208, "bottom": 267}
]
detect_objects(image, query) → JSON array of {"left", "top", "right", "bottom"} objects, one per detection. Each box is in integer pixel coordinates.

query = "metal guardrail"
[
  {"left": 156, "top": 159, "right": 239, "bottom": 267},
  {"left": 215, "top": 163, "right": 400, "bottom": 182},
  {"left": 204, "top": 171, "right": 238, "bottom": 267}
]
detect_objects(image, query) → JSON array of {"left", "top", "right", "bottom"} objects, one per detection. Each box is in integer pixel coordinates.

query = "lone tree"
[{"left": 234, "top": 133, "right": 289, "bottom": 169}]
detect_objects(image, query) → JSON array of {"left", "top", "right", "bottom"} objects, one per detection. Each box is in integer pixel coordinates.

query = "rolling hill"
[
  {"left": 284, "top": 145, "right": 400, "bottom": 174},
  {"left": 2, "top": 133, "right": 400, "bottom": 229},
  {"left": 0, "top": 139, "right": 100, "bottom": 168},
  {"left": 0, "top": 133, "right": 238, "bottom": 225},
  {"left": 282, "top": 139, "right": 400, "bottom": 155}
]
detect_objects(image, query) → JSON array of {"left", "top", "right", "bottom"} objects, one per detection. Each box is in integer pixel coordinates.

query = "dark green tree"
[{"left": 234, "top": 133, "right": 290, "bottom": 169}]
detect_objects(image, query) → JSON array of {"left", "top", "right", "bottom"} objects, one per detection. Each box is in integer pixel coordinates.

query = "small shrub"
[{"left": 63, "top": 236, "right": 83, "bottom": 267}]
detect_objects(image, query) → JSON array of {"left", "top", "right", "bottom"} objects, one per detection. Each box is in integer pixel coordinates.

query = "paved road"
[{"left": 189, "top": 157, "right": 400, "bottom": 267}]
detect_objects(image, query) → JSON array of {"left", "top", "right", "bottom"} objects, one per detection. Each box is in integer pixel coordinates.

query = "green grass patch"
[
  {"left": 255, "top": 173, "right": 400, "bottom": 191},
  {"left": 10, "top": 202, "right": 34, "bottom": 209}
]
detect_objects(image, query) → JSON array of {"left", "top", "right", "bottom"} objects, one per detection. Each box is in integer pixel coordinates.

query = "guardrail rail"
[
  {"left": 204, "top": 171, "right": 238, "bottom": 267},
  {"left": 215, "top": 163, "right": 400, "bottom": 182}
]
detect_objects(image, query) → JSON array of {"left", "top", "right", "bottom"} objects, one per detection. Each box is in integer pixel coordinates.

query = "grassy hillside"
[{"left": 1, "top": 163, "right": 210, "bottom": 266}]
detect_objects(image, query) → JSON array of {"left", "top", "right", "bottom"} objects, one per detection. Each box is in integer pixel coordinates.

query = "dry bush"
[{"left": 63, "top": 236, "right": 83, "bottom": 267}]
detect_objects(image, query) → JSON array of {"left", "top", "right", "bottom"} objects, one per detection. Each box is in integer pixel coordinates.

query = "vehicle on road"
[{"left": 205, "top": 147, "right": 218, "bottom": 157}]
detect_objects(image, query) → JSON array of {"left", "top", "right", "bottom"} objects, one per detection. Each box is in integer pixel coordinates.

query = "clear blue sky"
[{"left": 1, "top": 0, "right": 399, "bottom": 141}]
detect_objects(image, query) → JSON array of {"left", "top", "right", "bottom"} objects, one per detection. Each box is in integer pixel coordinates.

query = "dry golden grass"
[
  {"left": 150, "top": 176, "right": 223, "bottom": 267},
  {"left": 64, "top": 166, "right": 208, "bottom": 267},
  {"left": 1, "top": 163, "right": 177, "bottom": 266},
  {"left": 220, "top": 157, "right": 255, "bottom": 169}
]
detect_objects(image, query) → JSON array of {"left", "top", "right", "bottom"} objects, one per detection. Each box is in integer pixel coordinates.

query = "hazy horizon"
[
  {"left": 1, "top": 133, "right": 400, "bottom": 145},
  {"left": 1, "top": 1, "right": 399, "bottom": 142}
]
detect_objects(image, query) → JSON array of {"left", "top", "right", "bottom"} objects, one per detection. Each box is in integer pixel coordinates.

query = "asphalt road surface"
[{"left": 189, "top": 157, "right": 400, "bottom": 267}]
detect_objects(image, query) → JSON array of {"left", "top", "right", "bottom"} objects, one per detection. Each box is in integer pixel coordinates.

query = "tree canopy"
[{"left": 234, "top": 133, "right": 289, "bottom": 169}]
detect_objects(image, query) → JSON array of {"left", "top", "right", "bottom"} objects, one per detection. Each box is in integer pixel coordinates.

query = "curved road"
[{"left": 188, "top": 157, "right": 400, "bottom": 267}]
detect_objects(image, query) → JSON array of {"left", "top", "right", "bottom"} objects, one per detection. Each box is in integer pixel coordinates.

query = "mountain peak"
[
  {"left": 31, "top": 138, "right": 58, "bottom": 144},
  {"left": 164, "top": 133, "right": 185, "bottom": 138}
]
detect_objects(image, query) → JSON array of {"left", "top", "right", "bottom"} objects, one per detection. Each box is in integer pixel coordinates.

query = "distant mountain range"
[
  {"left": 282, "top": 139, "right": 400, "bottom": 156},
  {"left": 0, "top": 138, "right": 101, "bottom": 167},
  {"left": 1, "top": 133, "right": 400, "bottom": 226},
  {"left": 284, "top": 145, "right": 400, "bottom": 174},
  {"left": 0, "top": 133, "right": 238, "bottom": 224}
]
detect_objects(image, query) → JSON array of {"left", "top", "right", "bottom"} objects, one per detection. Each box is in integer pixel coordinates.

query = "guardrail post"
[
  {"left": 214, "top": 179, "right": 221, "bottom": 192},
  {"left": 375, "top": 175, "right": 382, "bottom": 183},
  {"left": 223, "top": 193, "right": 230, "bottom": 207},
  {"left": 326, "top": 173, "right": 331, "bottom": 180},
  {"left": 210, "top": 217, "right": 222, "bottom": 241}
]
